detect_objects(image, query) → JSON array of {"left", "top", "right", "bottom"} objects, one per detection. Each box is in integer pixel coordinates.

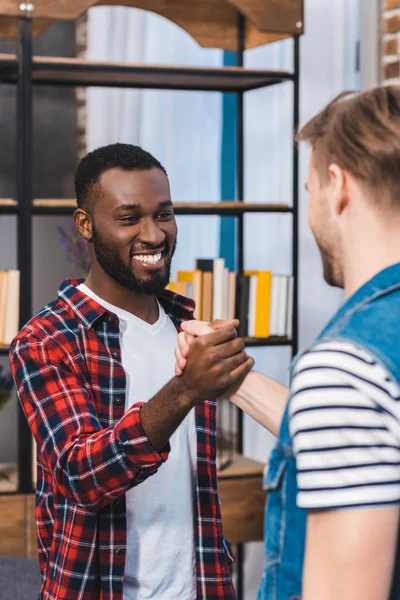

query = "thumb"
[
  {"left": 181, "top": 320, "right": 213, "bottom": 336},
  {"left": 209, "top": 319, "right": 239, "bottom": 331}
]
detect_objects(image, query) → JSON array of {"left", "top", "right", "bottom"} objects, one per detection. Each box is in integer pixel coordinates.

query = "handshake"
[{"left": 173, "top": 318, "right": 254, "bottom": 403}]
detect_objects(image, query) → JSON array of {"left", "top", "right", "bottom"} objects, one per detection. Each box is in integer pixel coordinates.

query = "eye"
[
  {"left": 157, "top": 211, "right": 173, "bottom": 220},
  {"left": 120, "top": 215, "right": 139, "bottom": 224}
]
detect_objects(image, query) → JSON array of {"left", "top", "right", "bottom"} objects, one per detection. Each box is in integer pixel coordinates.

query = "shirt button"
[
  {"left": 107, "top": 315, "right": 113, "bottom": 323},
  {"left": 115, "top": 397, "right": 123, "bottom": 405},
  {"left": 112, "top": 351, "right": 119, "bottom": 360},
  {"left": 115, "top": 548, "right": 123, "bottom": 556}
]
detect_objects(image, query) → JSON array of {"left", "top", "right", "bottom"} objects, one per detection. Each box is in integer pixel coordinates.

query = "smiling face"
[{"left": 87, "top": 167, "right": 177, "bottom": 296}]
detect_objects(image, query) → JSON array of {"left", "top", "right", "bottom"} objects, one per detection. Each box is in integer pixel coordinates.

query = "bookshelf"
[{"left": 0, "top": 1, "right": 302, "bottom": 597}]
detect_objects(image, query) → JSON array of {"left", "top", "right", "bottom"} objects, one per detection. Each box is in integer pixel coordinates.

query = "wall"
[{"left": 383, "top": 0, "right": 400, "bottom": 82}]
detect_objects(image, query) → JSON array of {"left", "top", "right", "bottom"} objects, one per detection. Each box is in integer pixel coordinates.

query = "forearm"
[
  {"left": 230, "top": 371, "right": 288, "bottom": 437},
  {"left": 140, "top": 376, "right": 196, "bottom": 452}
]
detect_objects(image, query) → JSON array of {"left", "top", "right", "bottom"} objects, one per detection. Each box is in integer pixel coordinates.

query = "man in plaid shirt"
[{"left": 10, "top": 143, "right": 254, "bottom": 600}]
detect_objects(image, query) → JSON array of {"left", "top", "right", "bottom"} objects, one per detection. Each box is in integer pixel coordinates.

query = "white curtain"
[
  {"left": 86, "top": 1, "right": 360, "bottom": 597},
  {"left": 86, "top": 7, "right": 223, "bottom": 271}
]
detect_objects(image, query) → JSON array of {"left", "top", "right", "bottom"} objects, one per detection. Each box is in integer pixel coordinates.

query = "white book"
[
  {"left": 3, "top": 270, "right": 20, "bottom": 345},
  {"left": 212, "top": 258, "right": 226, "bottom": 320},
  {"left": 247, "top": 275, "right": 258, "bottom": 338},
  {"left": 286, "top": 276, "right": 294, "bottom": 339},
  {"left": 0, "top": 271, "right": 8, "bottom": 344},
  {"left": 269, "top": 274, "right": 281, "bottom": 336},
  {"left": 223, "top": 267, "right": 230, "bottom": 320},
  {"left": 277, "top": 275, "right": 288, "bottom": 337},
  {"left": 228, "top": 272, "right": 236, "bottom": 321}
]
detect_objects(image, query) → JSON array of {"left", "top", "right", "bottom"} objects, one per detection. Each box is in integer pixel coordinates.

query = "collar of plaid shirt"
[{"left": 10, "top": 279, "right": 236, "bottom": 600}]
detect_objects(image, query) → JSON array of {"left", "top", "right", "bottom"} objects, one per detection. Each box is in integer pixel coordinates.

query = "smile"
[{"left": 132, "top": 252, "right": 163, "bottom": 266}]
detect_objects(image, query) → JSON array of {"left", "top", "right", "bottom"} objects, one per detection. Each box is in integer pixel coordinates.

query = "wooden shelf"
[
  {"left": 244, "top": 336, "right": 292, "bottom": 347},
  {"left": 31, "top": 199, "right": 292, "bottom": 216},
  {"left": 0, "top": 463, "right": 18, "bottom": 494},
  {"left": 218, "top": 454, "right": 266, "bottom": 543},
  {"left": 0, "top": 344, "right": 10, "bottom": 355},
  {"left": 0, "top": 1, "right": 304, "bottom": 51},
  {"left": 218, "top": 453, "right": 264, "bottom": 480},
  {"left": 0, "top": 198, "right": 18, "bottom": 215},
  {"left": 0, "top": 54, "right": 294, "bottom": 91},
  {"left": 0, "top": 494, "right": 37, "bottom": 558}
]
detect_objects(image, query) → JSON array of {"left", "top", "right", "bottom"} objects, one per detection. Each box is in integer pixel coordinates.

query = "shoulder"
[
  {"left": 291, "top": 339, "right": 398, "bottom": 400},
  {"left": 289, "top": 339, "right": 400, "bottom": 444},
  {"left": 11, "top": 298, "right": 80, "bottom": 358}
]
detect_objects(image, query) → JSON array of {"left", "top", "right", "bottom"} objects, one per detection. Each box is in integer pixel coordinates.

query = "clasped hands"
[{"left": 174, "top": 318, "right": 254, "bottom": 399}]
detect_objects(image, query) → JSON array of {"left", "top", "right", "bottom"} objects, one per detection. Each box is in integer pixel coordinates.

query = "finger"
[
  {"left": 213, "top": 336, "right": 245, "bottom": 359},
  {"left": 175, "top": 365, "right": 183, "bottom": 377},
  {"left": 185, "top": 332, "right": 196, "bottom": 346},
  {"left": 225, "top": 357, "right": 255, "bottom": 393},
  {"left": 174, "top": 345, "right": 187, "bottom": 370},
  {"left": 223, "top": 351, "right": 249, "bottom": 373},
  {"left": 209, "top": 319, "right": 239, "bottom": 331},
  {"left": 204, "top": 325, "right": 238, "bottom": 347},
  {"left": 177, "top": 331, "right": 190, "bottom": 358},
  {"left": 181, "top": 320, "right": 213, "bottom": 337}
]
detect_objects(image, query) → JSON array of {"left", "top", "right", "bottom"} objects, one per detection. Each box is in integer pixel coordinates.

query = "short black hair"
[{"left": 75, "top": 143, "right": 168, "bottom": 210}]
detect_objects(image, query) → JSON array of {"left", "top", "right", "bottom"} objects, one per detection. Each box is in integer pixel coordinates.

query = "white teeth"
[{"left": 134, "top": 252, "right": 162, "bottom": 265}]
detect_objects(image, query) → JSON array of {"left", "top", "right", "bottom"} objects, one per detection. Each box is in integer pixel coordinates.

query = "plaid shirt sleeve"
[{"left": 10, "top": 336, "right": 170, "bottom": 509}]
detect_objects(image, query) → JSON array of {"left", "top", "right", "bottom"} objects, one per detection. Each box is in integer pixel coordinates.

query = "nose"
[{"left": 138, "top": 217, "right": 166, "bottom": 248}]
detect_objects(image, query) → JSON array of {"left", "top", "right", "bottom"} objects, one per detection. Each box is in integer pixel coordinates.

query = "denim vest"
[{"left": 257, "top": 263, "right": 400, "bottom": 600}]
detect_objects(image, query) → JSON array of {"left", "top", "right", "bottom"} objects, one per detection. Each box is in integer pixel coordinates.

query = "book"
[
  {"left": 235, "top": 275, "right": 250, "bottom": 336},
  {"left": 192, "top": 270, "right": 202, "bottom": 320},
  {"left": 202, "top": 271, "right": 213, "bottom": 323},
  {"left": 247, "top": 275, "right": 257, "bottom": 338},
  {"left": 0, "top": 270, "right": 20, "bottom": 345},
  {"left": 286, "top": 275, "right": 294, "bottom": 339},
  {"left": 0, "top": 271, "right": 8, "bottom": 344},
  {"left": 227, "top": 272, "right": 236, "bottom": 321},
  {"left": 212, "top": 258, "right": 226, "bottom": 321},
  {"left": 169, "top": 260, "right": 292, "bottom": 340}
]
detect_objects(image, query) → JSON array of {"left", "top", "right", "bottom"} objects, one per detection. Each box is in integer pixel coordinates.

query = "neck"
[
  {"left": 83, "top": 263, "right": 159, "bottom": 324},
  {"left": 342, "top": 212, "right": 400, "bottom": 298}
]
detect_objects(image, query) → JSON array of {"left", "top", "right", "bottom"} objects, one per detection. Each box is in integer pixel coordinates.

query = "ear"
[
  {"left": 74, "top": 208, "right": 93, "bottom": 242},
  {"left": 328, "top": 163, "right": 348, "bottom": 216}
]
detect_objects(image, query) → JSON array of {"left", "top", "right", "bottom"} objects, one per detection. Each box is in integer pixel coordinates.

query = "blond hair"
[{"left": 297, "top": 85, "right": 400, "bottom": 204}]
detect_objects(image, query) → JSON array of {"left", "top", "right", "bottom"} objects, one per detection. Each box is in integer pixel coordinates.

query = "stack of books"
[
  {"left": 0, "top": 270, "right": 20, "bottom": 347},
  {"left": 168, "top": 259, "right": 293, "bottom": 339}
]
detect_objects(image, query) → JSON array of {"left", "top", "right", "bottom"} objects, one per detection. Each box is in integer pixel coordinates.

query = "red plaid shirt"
[{"left": 10, "top": 280, "right": 235, "bottom": 600}]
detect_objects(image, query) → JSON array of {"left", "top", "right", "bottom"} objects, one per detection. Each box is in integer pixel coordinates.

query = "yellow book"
[
  {"left": 169, "top": 281, "right": 188, "bottom": 296},
  {"left": 177, "top": 271, "right": 194, "bottom": 283},
  {"left": 245, "top": 270, "right": 272, "bottom": 338},
  {"left": 166, "top": 281, "right": 176, "bottom": 292}
]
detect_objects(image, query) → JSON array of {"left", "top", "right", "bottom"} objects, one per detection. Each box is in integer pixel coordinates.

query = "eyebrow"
[{"left": 114, "top": 200, "right": 173, "bottom": 213}]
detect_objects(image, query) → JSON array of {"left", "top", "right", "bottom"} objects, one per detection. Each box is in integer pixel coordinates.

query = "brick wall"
[{"left": 383, "top": 0, "right": 400, "bottom": 83}]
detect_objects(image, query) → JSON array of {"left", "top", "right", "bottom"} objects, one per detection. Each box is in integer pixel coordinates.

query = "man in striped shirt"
[{"left": 175, "top": 85, "right": 400, "bottom": 599}]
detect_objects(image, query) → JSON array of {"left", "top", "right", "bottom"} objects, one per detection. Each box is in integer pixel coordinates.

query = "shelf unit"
[{"left": 0, "top": 2, "right": 302, "bottom": 597}]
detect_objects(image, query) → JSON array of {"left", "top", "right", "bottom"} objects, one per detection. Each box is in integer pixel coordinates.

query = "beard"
[
  {"left": 92, "top": 225, "right": 176, "bottom": 296},
  {"left": 314, "top": 230, "right": 343, "bottom": 289}
]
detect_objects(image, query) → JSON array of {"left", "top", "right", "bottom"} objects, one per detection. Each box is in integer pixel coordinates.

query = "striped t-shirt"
[{"left": 289, "top": 340, "right": 400, "bottom": 510}]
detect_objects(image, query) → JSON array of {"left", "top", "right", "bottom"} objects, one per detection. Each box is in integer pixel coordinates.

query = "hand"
[
  {"left": 175, "top": 319, "right": 239, "bottom": 376},
  {"left": 176, "top": 325, "right": 254, "bottom": 404}
]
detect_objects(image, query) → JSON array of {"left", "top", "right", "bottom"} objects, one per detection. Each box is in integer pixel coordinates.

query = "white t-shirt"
[
  {"left": 78, "top": 284, "right": 197, "bottom": 600},
  {"left": 289, "top": 340, "right": 400, "bottom": 510}
]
